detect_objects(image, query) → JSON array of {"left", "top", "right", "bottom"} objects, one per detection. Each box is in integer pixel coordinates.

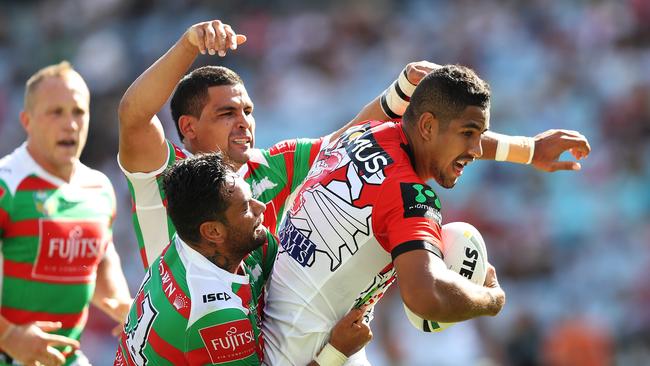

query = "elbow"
[
  {"left": 401, "top": 286, "right": 448, "bottom": 323},
  {"left": 117, "top": 94, "right": 133, "bottom": 123}
]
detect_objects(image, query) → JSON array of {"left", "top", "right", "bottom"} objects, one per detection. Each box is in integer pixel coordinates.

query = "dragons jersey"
[
  {"left": 114, "top": 230, "right": 278, "bottom": 366},
  {"left": 0, "top": 144, "right": 115, "bottom": 365},
  {"left": 119, "top": 138, "right": 326, "bottom": 269},
  {"left": 263, "top": 121, "right": 445, "bottom": 365}
]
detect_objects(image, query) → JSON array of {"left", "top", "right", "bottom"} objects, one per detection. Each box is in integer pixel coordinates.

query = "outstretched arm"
[
  {"left": 330, "top": 61, "right": 441, "bottom": 140},
  {"left": 118, "top": 20, "right": 246, "bottom": 173},
  {"left": 480, "top": 129, "right": 591, "bottom": 172}
]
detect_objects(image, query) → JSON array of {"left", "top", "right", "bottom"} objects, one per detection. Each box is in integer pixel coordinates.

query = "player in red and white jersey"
[
  {"left": 262, "top": 65, "right": 587, "bottom": 365},
  {"left": 117, "top": 19, "right": 592, "bottom": 271}
]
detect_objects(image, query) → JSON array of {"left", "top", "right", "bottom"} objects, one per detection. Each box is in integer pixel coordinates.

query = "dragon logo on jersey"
[
  {"left": 280, "top": 163, "right": 373, "bottom": 271},
  {"left": 400, "top": 183, "right": 442, "bottom": 224},
  {"left": 199, "top": 319, "right": 256, "bottom": 364}
]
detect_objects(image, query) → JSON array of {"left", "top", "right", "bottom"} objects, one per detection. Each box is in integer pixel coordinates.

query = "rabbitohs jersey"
[
  {"left": 114, "top": 230, "right": 278, "bottom": 365},
  {"left": 0, "top": 144, "right": 115, "bottom": 366},
  {"left": 263, "top": 121, "right": 444, "bottom": 365},
  {"left": 120, "top": 138, "right": 326, "bottom": 269}
]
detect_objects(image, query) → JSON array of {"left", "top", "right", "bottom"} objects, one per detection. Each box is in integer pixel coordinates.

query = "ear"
[
  {"left": 417, "top": 112, "right": 439, "bottom": 142},
  {"left": 199, "top": 220, "right": 226, "bottom": 245},
  {"left": 178, "top": 115, "right": 197, "bottom": 141},
  {"left": 19, "top": 110, "right": 30, "bottom": 132}
]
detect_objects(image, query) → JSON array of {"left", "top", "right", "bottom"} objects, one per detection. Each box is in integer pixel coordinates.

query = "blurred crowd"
[{"left": 1, "top": 0, "right": 649, "bottom": 365}]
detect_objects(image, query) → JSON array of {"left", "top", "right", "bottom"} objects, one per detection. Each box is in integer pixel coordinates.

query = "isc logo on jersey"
[
  {"left": 33, "top": 219, "right": 107, "bottom": 282},
  {"left": 199, "top": 319, "right": 256, "bottom": 364},
  {"left": 404, "top": 222, "right": 489, "bottom": 332}
]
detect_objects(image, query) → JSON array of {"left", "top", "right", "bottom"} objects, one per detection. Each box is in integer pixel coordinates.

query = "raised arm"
[
  {"left": 118, "top": 20, "right": 246, "bottom": 173},
  {"left": 330, "top": 61, "right": 440, "bottom": 140},
  {"left": 393, "top": 248, "right": 505, "bottom": 323}
]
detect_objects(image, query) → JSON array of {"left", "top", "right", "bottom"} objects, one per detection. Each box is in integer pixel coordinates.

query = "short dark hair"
[
  {"left": 170, "top": 66, "right": 243, "bottom": 141},
  {"left": 403, "top": 65, "right": 490, "bottom": 129},
  {"left": 162, "top": 152, "right": 234, "bottom": 243}
]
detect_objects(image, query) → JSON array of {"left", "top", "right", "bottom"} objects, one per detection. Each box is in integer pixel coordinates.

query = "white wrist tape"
[
  {"left": 380, "top": 68, "right": 416, "bottom": 119},
  {"left": 494, "top": 136, "right": 535, "bottom": 164},
  {"left": 494, "top": 138, "right": 510, "bottom": 162},
  {"left": 314, "top": 343, "right": 348, "bottom": 366}
]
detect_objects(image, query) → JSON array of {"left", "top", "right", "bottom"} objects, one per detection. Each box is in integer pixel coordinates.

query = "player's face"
[
  {"left": 20, "top": 74, "right": 90, "bottom": 177},
  {"left": 193, "top": 84, "right": 255, "bottom": 167},
  {"left": 428, "top": 106, "right": 489, "bottom": 188},
  {"left": 223, "top": 175, "right": 267, "bottom": 254}
]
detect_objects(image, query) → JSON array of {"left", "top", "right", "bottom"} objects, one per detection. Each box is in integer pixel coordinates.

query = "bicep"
[
  {"left": 119, "top": 115, "right": 169, "bottom": 173},
  {"left": 392, "top": 244, "right": 446, "bottom": 307}
]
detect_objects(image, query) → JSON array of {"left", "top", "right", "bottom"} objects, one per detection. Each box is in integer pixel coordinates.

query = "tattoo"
[{"left": 206, "top": 251, "right": 236, "bottom": 272}]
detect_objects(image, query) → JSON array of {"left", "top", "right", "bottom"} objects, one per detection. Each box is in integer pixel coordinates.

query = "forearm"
[
  {"left": 480, "top": 131, "right": 534, "bottom": 164},
  {"left": 331, "top": 96, "right": 384, "bottom": 140},
  {"left": 92, "top": 243, "right": 131, "bottom": 308},
  {"left": 118, "top": 35, "right": 198, "bottom": 128},
  {"left": 403, "top": 272, "right": 501, "bottom": 323}
]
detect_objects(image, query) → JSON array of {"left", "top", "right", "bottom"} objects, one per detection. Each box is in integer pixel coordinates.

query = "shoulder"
[{"left": 0, "top": 146, "right": 35, "bottom": 196}]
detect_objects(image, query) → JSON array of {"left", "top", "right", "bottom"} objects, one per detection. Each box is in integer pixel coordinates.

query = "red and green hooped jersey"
[
  {"left": 114, "top": 230, "right": 278, "bottom": 365},
  {"left": 119, "top": 138, "right": 326, "bottom": 269},
  {"left": 263, "top": 121, "right": 444, "bottom": 365},
  {"left": 0, "top": 144, "right": 116, "bottom": 365}
]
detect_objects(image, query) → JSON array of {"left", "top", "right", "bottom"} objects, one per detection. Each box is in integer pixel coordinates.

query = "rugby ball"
[{"left": 404, "top": 222, "right": 489, "bottom": 332}]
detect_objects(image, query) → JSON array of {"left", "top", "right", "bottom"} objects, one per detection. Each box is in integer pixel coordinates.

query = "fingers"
[
  {"left": 33, "top": 321, "right": 63, "bottom": 332},
  {"left": 187, "top": 20, "right": 245, "bottom": 57},
  {"left": 548, "top": 161, "right": 581, "bottom": 172},
  {"left": 340, "top": 307, "right": 366, "bottom": 324},
  {"left": 45, "top": 345, "right": 67, "bottom": 366},
  {"left": 112, "top": 323, "right": 122, "bottom": 337},
  {"left": 43, "top": 333, "right": 80, "bottom": 349}
]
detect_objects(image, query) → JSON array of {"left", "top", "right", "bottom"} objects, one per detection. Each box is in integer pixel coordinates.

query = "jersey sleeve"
[
  {"left": 248, "top": 137, "right": 328, "bottom": 234},
  {"left": 372, "top": 178, "right": 444, "bottom": 258},
  {"left": 118, "top": 140, "right": 184, "bottom": 269},
  {"left": 0, "top": 179, "right": 11, "bottom": 237}
]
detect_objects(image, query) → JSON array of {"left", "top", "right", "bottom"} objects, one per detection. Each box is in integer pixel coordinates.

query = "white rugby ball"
[{"left": 404, "top": 221, "right": 489, "bottom": 332}]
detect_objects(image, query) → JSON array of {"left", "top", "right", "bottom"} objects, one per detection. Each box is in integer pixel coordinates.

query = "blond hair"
[{"left": 24, "top": 61, "right": 88, "bottom": 110}]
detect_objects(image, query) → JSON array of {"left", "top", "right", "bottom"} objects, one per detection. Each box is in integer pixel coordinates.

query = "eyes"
[
  {"left": 47, "top": 106, "right": 87, "bottom": 117},
  {"left": 217, "top": 106, "right": 254, "bottom": 118}
]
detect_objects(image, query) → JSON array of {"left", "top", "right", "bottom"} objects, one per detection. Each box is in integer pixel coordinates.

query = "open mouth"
[
  {"left": 453, "top": 159, "right": 471, "bottom": 175},
  {"left": 57, "top": 139, "right": 77, "bottom": 148},
  {"left": 232, "top": 136, "right": 252, "bottom": 148}
]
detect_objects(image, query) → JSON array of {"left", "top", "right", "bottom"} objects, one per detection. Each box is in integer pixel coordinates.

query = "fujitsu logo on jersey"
[
  {"left": 48, "top": 225, "right": 101, "bottom": 263},
  {"left": 199, "top": 319, "right": 257, "bottom": 363},
  {"left": 33, "top": 219, "right": 107, "bottom": 282},
  {"left": 211, "top": 326, "right": 255, "bottom": 351}
]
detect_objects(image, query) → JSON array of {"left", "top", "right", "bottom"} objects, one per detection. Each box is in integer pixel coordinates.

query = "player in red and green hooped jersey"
[
  {"left": 114, "top": 153, "right": 372, "bottom": 365},
  {"left": 118, "top": 19, "right": 592, "bottom": 270},
  {"left": 0, "top": 62, "right": 132, "bottom": 366}
]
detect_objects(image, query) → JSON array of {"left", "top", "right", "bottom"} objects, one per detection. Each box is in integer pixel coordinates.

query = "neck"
[
  {"left": 192, "top": 240, "right": 245, "bottom": 273},
  {"left": 183, "top": 142, "right": 244, "bottom": 172},
  {"left": 26, "top": 144, "right": 75, "bottom": 182},
  {"left": 401, "top": 123, "right": 430, "bottom": 181}
]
